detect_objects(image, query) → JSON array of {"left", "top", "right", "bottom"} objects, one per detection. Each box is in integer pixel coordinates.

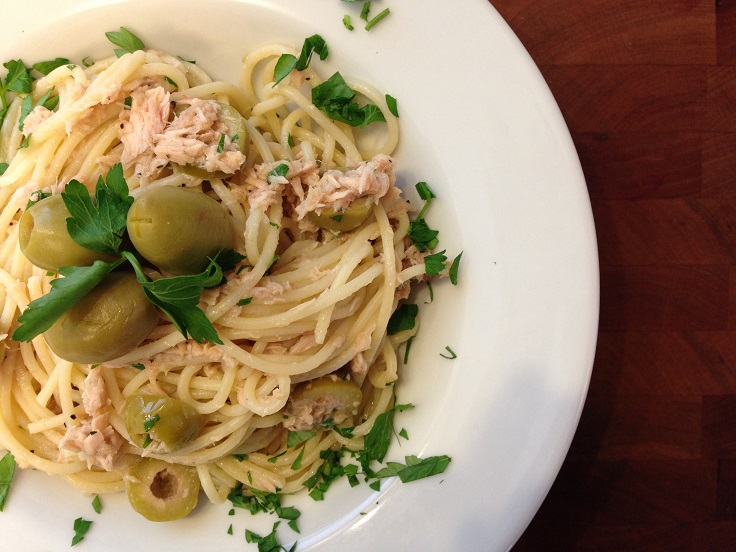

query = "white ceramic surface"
[{"left": 0, "top": 1, "right": 599, "bottom": 550}]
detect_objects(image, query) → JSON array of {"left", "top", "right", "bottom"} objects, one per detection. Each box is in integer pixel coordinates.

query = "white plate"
[{"left": 0, "top": 1, "right": 598, "bottom": 550}]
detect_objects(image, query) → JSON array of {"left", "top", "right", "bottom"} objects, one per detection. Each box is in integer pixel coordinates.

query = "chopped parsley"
[
  {"left": 91, "top": 495, "right": 102, "bottom": 514},
  {"left": 360, "top": 1, "right": 371, "bottom": 20},
  {"left": 71, "top": 517, "right": 92, "bottom": 546},
  {"left": 424, "top": 250, "right": 447, "bottom": 276},
  {"left": 399, "top": 428, "right": 409, "bottom": 440},
  {"left": 287, "top": 431, "right": 316, "bottom": 448},
  {"left": 237, "top": 297, "right": 253, "bottom": 307},
  {"left": 375, "top": 454, "right": 452, "bottom": 482},
  {"left": 343, "top": 15, "right": 355, "bottom": 30},
  {"left": 385, "top": 94, "right": 398, "bottom": 117},
  {"left": 440, "top": 346, "right": 457, "bottom": 360},
  {"left": 403, "top": 335, "right": 414, "bottom": 363},
  {"left": 32, "top": 58, "right": 70, "bottom": 75},
  {"left": 25, "top": 189, "right": 51, "bottom": 209},
  {"left": 131, "top": 363, "right": 145, "bottom": 370},
  {"left": 105, "top": 27, "right": 145, "bottom": 57},
  {"left": 365, "top": 8, "right": 390, "bottom": 31},
  {"left": 312, "top": 72, "right": 385, "bottom": 128},
  {"left": 143, "top": 413, "right": 160, "bottom": 432},
  {"left": 227, "top": 524, "right": 233, "bottom": 535},
  {"left": 0, "top": 162, "right": 8, "bottom": 175},
  {"left": 217, "top": 133, "right": 226, "bottom": 153},
  {"left": 0, "top": 452, "right": 15, "bottom": 511},
  {"left": 449, "top": 252, "right": 463, "bottom": 285},
  {"left": 273, "top": 34, "right": 329, "bottom": 86},
  {"left": 245, "top": 521, "right": 297, "bottom": 552},
  {"left": 387, "top": 303, "right": 418, "bottom": 335},
  {"left": 267, "top": 162, "right": 289, "bottom": 184}
]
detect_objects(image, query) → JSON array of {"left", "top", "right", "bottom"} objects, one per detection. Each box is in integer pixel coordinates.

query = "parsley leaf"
[
  {"left": 91, "top": 495, "right": 102, "bottom": 514},
  {"left": 0, "top": 163, "right": 8, "bottom": 175},
  {"left": 246, "top": 521, "right": 295, "bottom": 552},
  {"left": 267, "top": 162, "right": 289, "bottom": 184},
  {"left": 312, "top": 72, "right": 385, "bottom": 128},
  {"left": 287, "top": 431, "right": 315, "bottom": 448},
  {"left": 360, "top": 1, "right": 371, "bottom": 20},
  {"left": 375, "top": 454, "right": 451, "bottom": 482},
  {"left": 343, "top": 15, "right": 355, "bottom": 31},
  {"left": 237, "top": 297, "right": 253, "bottom": 306},
  {"left": 0, "top": 452, "right": 16, "bottom": 512},
  {"left": 62, "top": 163, "right": 133, "bottom": 255},
  {"left": 387, "top": 303, "right": 418, "bottom": 335},
  {"left": 71, "top": 517, "right": 92, "bottom": 546},
  {"left": 105, "top": 27, "right": 146, "bottom": 57},
  {"left": 12, "top": 258, "right": 125, "bottom": 342},
  {"left": 32, "top": 58, "right": 70, "bottom": 75},
  {"left": 25, "top": 190, "right": 50, "bottom": 209},
  {"left": 407, "top": 218, "right": 439, "bottom": 252},
  {"left": 273, "top": 34, "right": 328, "bottom": 86},
  {"left": 0, "top": 60, "right": 31, "bottom": 128},
  {"left": 143, "top": 413, "right": 160, "bottom": 432},
  {"left": 385, "top": 94, "right": 398, "bottom": 117},
  {"left": 449, "top": 251, "right": 463, "bottom": 285},
  {"left": 19, "top": 87, "right": 56, "bottom": 131},
  {"left": 362, "top": 409, "right": 394, "bottom": 463},
  {"left": 123, "top": 251, "right": 223, "bottom": 344},
  {"left": 424, "top": 250, "right": 447, "bottom": 276}
]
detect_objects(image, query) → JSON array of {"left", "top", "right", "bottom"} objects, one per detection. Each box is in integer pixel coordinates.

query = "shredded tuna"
[
  {"left": 152, "top": 97, "right": 245, "bottom": 173},
  {"left": 251, "top": 280, "right": 290, "bottom": 305},
  {"left": 149, "top": 341, "right": 236, "bottom": 370},
  {"left": 354, "top": 325, "right": 375, "bottom": 353},
  {"left": 294, "top": 154, "right": 395, "bottom": 220},
  {"left": 119, "top": 87, "right": 171, "bottom": 180},
  {"left": 82, "top": 367, "right": 108, "bottom": 416},
  {"left": 58, "top": 411, "right": 124, "bottom": 471},
  {"left": 351, "top": 352, "right": 369, "bottom": 376},
  {"left": 283, "top": 393, "right": 342, "bottom": 432},
  {"left": 22, "top": 106, "right": 53, "bottom": 135},
  {"left": 288, "top": 333, "right": 317, "bottom": 354}
]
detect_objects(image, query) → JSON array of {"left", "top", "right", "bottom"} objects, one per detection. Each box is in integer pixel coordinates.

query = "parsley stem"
[{"left": 365, "top": 8, "right": 390, "bottom": 31}]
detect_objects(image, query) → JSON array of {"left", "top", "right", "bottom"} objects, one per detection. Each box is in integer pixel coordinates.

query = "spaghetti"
[{"left": 0, "top": 37, "right": 432, "bottom": 517}]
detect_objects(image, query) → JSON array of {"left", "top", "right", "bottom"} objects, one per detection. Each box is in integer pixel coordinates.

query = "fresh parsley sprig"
[
  {"left": 105, "top": 27, "right": 146, "bottom": 57},
  {"left": 273, "top": 35, "right": 329, "bottom": 86},
  {"left": 0, "top": 452, "right": 15, "bottom": 512},
  {"left": 0, "top": 60, "right": 31, "bottom": 128},
  {"left": 12, "top": 258, "right": 126, "bottom": 342},
  {"left": 312, "top": 72, "right": 386, "bottom": 128},
  {"left": 62, "top": 163, "right": 133, "bottom": 255}
]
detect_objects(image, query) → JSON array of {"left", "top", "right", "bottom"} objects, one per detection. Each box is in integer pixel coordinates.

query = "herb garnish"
[
  {"left": 385, "top": 94, "right": 398, "bottom": 117},
  {"left": 0, "top": 60, "right": 31, "bottom": 128},
  {"left": 0, "top": 163, "right": 8, "bottom": 175},
  {"left": 449, "top": 252, "right": 463, "bottom": 285},
  {"left": 424, "top": 250, "right": 447, "bottom": 276},
  {"left": 71, "top": 517, "right": 92, "bottom": 546},
  {"left": 375, "top": 454, "right": 452, "bottom": 482},
  {"left": 62, "top": 164, "right": 133, "bottom": 255},
  {"left": 312, "top": 72, "right": 385, "bottom": 128},
  {"left": 267, "top": 162, "right": 289, "bottom": 184},
  {"left": 0, "top": 452, "right": 15, "bottom": 511},
  {"left": 287, "top": 431, "right": 316, "bottom": 448},
  {"left": 440, "top": 346, "right": 457, "bottom": 360},
  {"left": 245, "top": 521, "right": 297, "bottom": 552},
  {"left": 360, "top": 1, "right": 371, "bottom": 21},
  {"left": 32, "top": 58, "right": 70, "bottom": 75},
  {"left": 365, "top": 8, "right": 390, "bottom": 31},
  {"left": 343, "top": 15, "right": 355, "bottom": 31},
  {"left": 273, "top": 34, "right": 329, "bottom": 86},
  {"left": 143, "top": 413, "right": 161, "bottom": 432},
  {"left": 105, "top": 27, "right": 146, "bottom": 57},
  {"left": 387, "top": 303, "right": 418, "bottom": 335},
  {"left": 92, "top": 495, "right": 102, "bottom": 514}
]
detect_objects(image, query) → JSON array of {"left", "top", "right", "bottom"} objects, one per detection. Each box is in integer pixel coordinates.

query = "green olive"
[
  {"left": 125, "top": 457, "right": 200, "bottom": 522},
  {"left": 172, "top": 102, "right": 248, "bottom": 180},
  {"left": 308, "top": 197, "right": 374, "bottom": 232},
  {"left": 18, "top": 194, "right": 117, "bottom": 271},
  {"left": 290, "top": 377, "right": 363, "bottom": 427},
  {"left": 44, "top": 271, "right": 158, "bottom": 364},
  {"left": 124, "top": 394, "right": 204, "bottom": 453},
  {"left": 126, "top": 186, "right": 234, "bottom": 275}
]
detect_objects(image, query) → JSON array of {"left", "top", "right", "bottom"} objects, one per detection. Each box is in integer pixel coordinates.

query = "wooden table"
[{"left": 486, "top": 2, "right": 736, "bottom": 550}]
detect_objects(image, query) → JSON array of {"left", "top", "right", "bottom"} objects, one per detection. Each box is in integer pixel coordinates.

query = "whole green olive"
[
  {"left": 288, "top": 376, "right": 363, "bottom": 428},
  {"left": 44, "top": 271, "right": 158, "bottom": 364},
  {"left": 308, "top": 197, "right": 374, "bottom": 232},
  {"left": 125, "top": 457, "right": 200, "bottom": 522},
  {"left": 126, "top": 186, "right": 234, "bottom": 275},
  {"left": 124, "top": 393, "right": 204, "bottom": 453},
  {"left": 18, "top": 194, "right": 117, "bottom": 271}
]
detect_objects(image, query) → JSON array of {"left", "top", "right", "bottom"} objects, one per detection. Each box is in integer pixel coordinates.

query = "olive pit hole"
[{"left": 151, "top": 469, "right": 178, "bottom": 500}]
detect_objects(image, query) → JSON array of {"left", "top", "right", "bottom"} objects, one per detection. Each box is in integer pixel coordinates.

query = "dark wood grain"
[{"left": 486, "top": 0, "right": 736, "bottom": 549}]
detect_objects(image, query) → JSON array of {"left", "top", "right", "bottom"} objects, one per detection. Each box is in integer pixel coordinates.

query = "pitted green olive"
[
  {"left": 308, "top": 197, "right": 374, "bottom": 232},
  {"left": 18, "top": 194, "right": 117, "bottom": 271},
  {"left": 44, "top": 271, "right": 158, "bottom": 364},
  {"left": 290, "top": 377, "right": 363, "bottom": 427},
  {"left": 124, "top": 393, "right": 204, "bottom": 453},
  {"left": 172, "top": 102, "right": 248, "bottom": 180},
  {"left": 125, "top": 457, "right": 200, "bottom": 522},
  {"left": 126, "top": 186, "right": 234, "bottom": 275}
]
